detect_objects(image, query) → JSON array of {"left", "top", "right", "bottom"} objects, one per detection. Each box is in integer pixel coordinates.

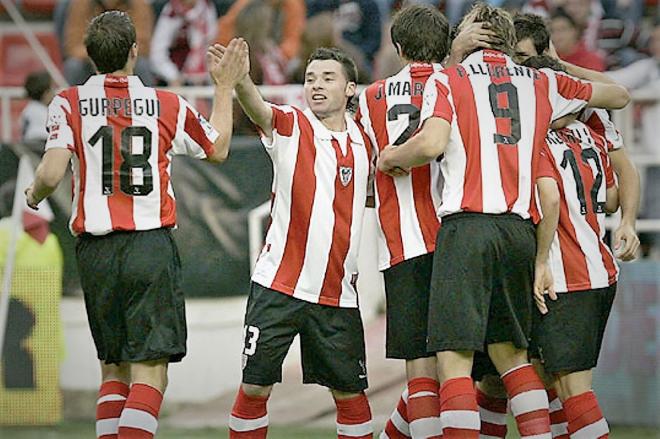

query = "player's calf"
[
  {"left": 554, "top": 370, "right": 609, "bottom": 439},
  {"left": 229, "top": 384, "right": 272, "bottom": 438},
  {"left": 333, "top": 390, "right": 374, "bottom": 439},
  {"left": 380, "top": 388, "right": 410, "bottom": 439},
  {"left": 476, "top": 376, "right": 508, "bottom": 439}
]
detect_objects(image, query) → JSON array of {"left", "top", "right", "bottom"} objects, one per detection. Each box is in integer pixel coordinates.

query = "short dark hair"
[
  {"left": 514, "top": 13, "right": 550, "bottom": 54},
  {"left": 24, "top": 71, "right": 52, "bottom": 101},
  {"left": 306, "top": 47, "right": 358, "bottom": 83},
  {"left": 391, "top": 5, "right": 450, "bottom": 63},
  {"left": 521, "top": 54, "right": 567, "bottom": 72},
  {"left": 459, "top": 4, "right": 516, "bottom": 57},
  {"left": 84, "top": 11, "right": 136, "bottom": 74}
]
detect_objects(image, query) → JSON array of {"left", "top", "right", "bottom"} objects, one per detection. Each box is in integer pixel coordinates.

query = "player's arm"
[
  {"left": 377, "top": 117, "right": 450, "bottom": 174},
  {"left": 605, "top": 186, "right": 619, "bottom": 214},
  {"left": 206, "top": 39, "right": 250, "bottom": 163},
  {"left": 234, "top": 76, "right": 274, "bottom": 140},
  {"left": 609, "top": 149, "right": 640, "bottom": 259},
  {"left": 587, "top": 82, "right": 630, "bottom": 110},
  {"left": 26, "top": 149, "right": 72, "bottom": 209},
  {"left": 534, "top": 176, "right": 560, "bottom": 314}
]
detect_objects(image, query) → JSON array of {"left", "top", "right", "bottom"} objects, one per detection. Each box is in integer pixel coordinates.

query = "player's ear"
[
  {"left": 345, "top": 81, "right": 357, "bottom": 99},
  {"left": 394, "top": 43, "right": 402, "bottom": 57},
  {"left": 131, "top": 42, "right": 139, "bottom": 59}
]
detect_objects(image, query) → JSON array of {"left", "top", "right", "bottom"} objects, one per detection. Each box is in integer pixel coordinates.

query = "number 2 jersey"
[
  {"left": 420, "top": 50, "right": 593, "bottom": 221},
  {"left": 44, "top": 75, "right": 219, "bottom": 236},
  {"left": 539, "top": 120, "right": 618, "bottom": 293},
  {"left": 357, "top": 63, "right": 443, "bottom": 271}
]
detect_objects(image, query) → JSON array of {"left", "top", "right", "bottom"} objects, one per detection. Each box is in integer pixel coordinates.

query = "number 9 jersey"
[
  {"left": 420, "top": 50, "right": 593, "bottom": 221},
  {"left": 44, "top": 75, "right": 219, "bottom": 236}
]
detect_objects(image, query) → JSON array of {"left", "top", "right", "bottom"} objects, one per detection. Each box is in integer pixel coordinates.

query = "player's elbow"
[
  {"left": 608, "top": 85, "right": 631, "bottom": 109},
  {"left": 207, "top": 138, "right": 230, "bottom": 163}
]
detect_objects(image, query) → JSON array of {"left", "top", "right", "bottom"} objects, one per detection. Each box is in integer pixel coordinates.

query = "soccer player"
[
  {"left": 377, "top": 4, "right": 630, "bottom": 438},
  {"left": 25, "top": 12, "right": 248, "bottom": 439},
  {"left": 218, "top": 43, "right": 374, "bottom": 438},
  {"left": 514, "top": 12, "right": 640, "bottom": 262},
  {"left": 526, "top": 53, "right": 621, "bottom": 439},
  {"left": 356, "top": 5, "right": 500, "bottom": 438}
]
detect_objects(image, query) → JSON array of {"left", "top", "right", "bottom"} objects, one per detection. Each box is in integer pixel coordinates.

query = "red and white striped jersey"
[
  {"left": 356, "top": 63, "right": 443, "bottom": 271},
  {"left": 420, "top": 50, "right": 593, "bottom": 220},
  {"left": 580, "top": 108, "right": 623, "bottom": 152},
  {"left": 538, "top": 120, "right": 618, "bottom": 292},
  {"left": 252, "top": 105, "right": 372, "bottom": 308},
  {"left": 45, "top": 74, "right": 218, "bottom": 236}
]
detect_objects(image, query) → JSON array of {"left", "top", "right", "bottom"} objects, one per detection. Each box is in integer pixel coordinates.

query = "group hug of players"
[{"left": 24, "top": 4, "right": 639, "bottom": 439}]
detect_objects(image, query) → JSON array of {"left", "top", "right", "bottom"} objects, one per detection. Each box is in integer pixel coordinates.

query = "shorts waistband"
[
  {"left": 441, "top": 212, "right": 529, "bottom": 223},
  {"left": 77, "top": 227, "right": 171, "bottom": 240}
]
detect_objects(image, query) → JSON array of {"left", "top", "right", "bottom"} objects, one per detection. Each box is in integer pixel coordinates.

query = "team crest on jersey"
[{"left": 339, "top": 166, "right": 353, "bottom": 187}]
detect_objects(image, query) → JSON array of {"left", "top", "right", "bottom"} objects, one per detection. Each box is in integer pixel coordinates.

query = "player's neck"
[
  {"left": 108, "top": 68, "right": 133, "bottom": 77},
  {"left": 317, "top": 112, "right": 347, "bottom": 132}
]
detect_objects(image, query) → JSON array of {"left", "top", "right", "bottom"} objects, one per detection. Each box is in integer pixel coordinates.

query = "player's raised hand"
[
  {"left": 377, "top": 146, "right": 410, "bottom": 177},
  {"left": 208, "top": 38, "right": 249, "bottom": 87},
  {"left": 533, "top": 259, "right": 556, "bottom": 315},
  {"left": 25, "top": 185, "right": 39, "bottom": 210},
  {"left": 449, "top": 22, "right": 502, "bottom": 64},
  {"left": 613, "top": 222, "right": 640, "bottom": 261}
]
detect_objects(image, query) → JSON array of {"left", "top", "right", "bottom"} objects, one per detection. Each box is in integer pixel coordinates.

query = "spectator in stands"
[
  {"left": 551, "top": 8, "right": 605, "bottom": 71},
  {"left": 234, "top": 1, "right": 288, "bottom": 85},
  {"left": 217, "top": 0, "right": 305, "bottom": 72},
  {"left": 306, "top": 0, "right": 381, "bottom": 75},
  {"left": 150, "top": 0, "right": 217, "bottom": 86},
  {"left": 20, "top": 71, "right": 55, "bottom": 144},
  {"left": 562, "top": 0, "right": 603, "bottom": 50},
  {"left": 63, "top": 0, "right": 154, "bottom": 85}
]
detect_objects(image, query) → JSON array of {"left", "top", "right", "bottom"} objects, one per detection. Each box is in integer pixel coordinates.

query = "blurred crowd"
[{"left": 34, "top": 0, "right": 659, "bottom": 87}]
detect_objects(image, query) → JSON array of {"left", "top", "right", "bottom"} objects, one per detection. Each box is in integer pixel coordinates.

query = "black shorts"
[
  {"left": 427, "top": 213, "right": 536, "bottom": 353},
  {"left": 76, "top": 228, "right": 186, "bottom": 365},
  {"left": 383, "top": 253, "right": 434, "bottom": 360},
  {"left": 241, "top": 283, "right": 368, "bottom": 392},
  {"left": 530, "top": 284, "right": 617, "bottom": 374},
  {"left": 471, "top": 351, "right": 500, "bottom": 382}
]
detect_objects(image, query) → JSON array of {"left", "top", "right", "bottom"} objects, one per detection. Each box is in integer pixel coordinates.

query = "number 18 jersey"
[
  {"left": 421, "top": 50, "right": 593, "bottom": 221},
  {"left": 357, "top": 63, "right": 443, "bottom": 271},
  {"left": 45, "top": 75, "right": 219, "bottom": 236}
]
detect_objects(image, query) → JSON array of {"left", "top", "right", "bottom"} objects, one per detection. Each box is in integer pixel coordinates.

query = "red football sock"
[
  {"left": 547, "top": 389, "right": 569, "bottom": 439},
  {"left": 117, "top": 383, "right": 163, "bottom": 439},
  {"left": 335, "top": 393, "right": 373, "bottom": 438},
  {"left": 407, "top": 378, "right": 442, "bottom": 438},
  {"left": 381, "top": 388, "right": 411, "bottom": 438},
  {"left": 229, "top": 387, "right": 269, "bottom": 438},
  {"left": 439, "top": 377, "right": 479, "bottom": 438},
  {"left": 563, "top": 391, "right": 609, "bottom": 439},
  {"left": 476, "top": 387, "right": 508, "bottom": 438},
  {"left": 96, "top": 380, "right": 130, "bottom": 439},
  {"left": 501, "top": 364, "right": 551, "bottom": 439}
]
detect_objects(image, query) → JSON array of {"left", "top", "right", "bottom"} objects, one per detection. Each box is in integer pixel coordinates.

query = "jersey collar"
[
  {"left": 303, "top": 107, "right": 364, "bottom": 145},
  {"left": 84, "top": 74, "right": 144, "bottom": 88}
]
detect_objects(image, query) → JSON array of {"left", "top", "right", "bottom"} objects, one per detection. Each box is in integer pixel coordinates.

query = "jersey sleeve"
[
  {"left": 171, "top": 97, "right": 219, "bottom": 159},
  {"left": 545, "top": 70, "right": 593, "bottom": 121},
  {"left": 44, "top": 93, "right": 75, "bottom": 152},
  {"left": 537, "top": 143, "right": 559, "bottom": 180},
  {"left": 580, "top": 108, "right": 623, "bottom": 151},
  {"left": 259, "top": 104, "right": 296, "bottom": 156},
  {"left": 420, "top": 73, "right": 454, "bottom": 125}
]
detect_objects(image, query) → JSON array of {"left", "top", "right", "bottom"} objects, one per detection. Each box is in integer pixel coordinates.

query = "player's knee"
[
  {"left": 405, "top": 356, "right": 438, "bottom": 380},
  {"left": 130, "top": 359, "right": 169, "bottom": 393},
  {"left": 241, "top": 383, "right": 272, "bottom": 398},
  {"left": 487, "top": 342, "right": 528, "bottom": 373},
  {"left": 100, "top": 361, "right": 130, "bottom": 384},
  {"left": 553, "top": 370, "right": 592, "bottom": 401}
]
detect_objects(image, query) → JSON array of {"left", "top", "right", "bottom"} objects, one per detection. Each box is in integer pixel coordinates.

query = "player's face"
[
  {"left": 515, "top": 38, "right": 538, "bottom": 61},
  {"left": 304, "top": 60, "right": 355, "bottom": 118}
]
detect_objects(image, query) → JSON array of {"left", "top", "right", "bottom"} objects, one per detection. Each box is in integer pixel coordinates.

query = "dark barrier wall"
[{"left": 0, "top": 138, "right": 273, "bottom": 297}]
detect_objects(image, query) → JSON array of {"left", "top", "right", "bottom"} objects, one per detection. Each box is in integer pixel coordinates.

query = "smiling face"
[{"left": 304, "top": 59, "right": 356, "bottom": 119}]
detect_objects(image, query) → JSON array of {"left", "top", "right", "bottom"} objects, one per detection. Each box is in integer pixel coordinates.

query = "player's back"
[
  {"left": 426, "top": 49, "right": 591, "bottom": 219},
  {"left": 541, "top": 121, "right": 618, "bottom": 291},
  {"left": 357, "top": 63, "right": 442, "bottom": 270},
  {"left": 46, "top": 75, "right": 217, "bottom": 236}
]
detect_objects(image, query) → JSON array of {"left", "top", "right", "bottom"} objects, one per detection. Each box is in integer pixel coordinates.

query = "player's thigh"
[
  {"left": 427, "top": 215, "right": 496, "bottom": 353},
  {"left": 241, "top": 283, "right": 305, "bottom": 386},
  {"left": 383, "top": 252, "right": 434, "bottom": 360},
  {"left": 121, "top": 229, "right": 187, "bottom": 363},
  {"left": 532, "top": 286, "right": 615, "bottom": 374},
  {"left": 486, "top": 217, "right": 536, "bottom": 348},
  {"left": 76, "top": 233, "right": 124, "bottom": 360},
  {"left": 299, "top": 305, "right": 367, "bottom": 393}
]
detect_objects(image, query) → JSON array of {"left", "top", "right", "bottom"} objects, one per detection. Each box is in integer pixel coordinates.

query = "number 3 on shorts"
[{"left": 243, "top": 325, "right": 260, "bottom": 356}]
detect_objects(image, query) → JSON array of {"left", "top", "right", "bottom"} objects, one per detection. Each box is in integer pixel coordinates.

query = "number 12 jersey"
[{"left": 45, "top": 75, "right": 219, "bottom": 236}]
